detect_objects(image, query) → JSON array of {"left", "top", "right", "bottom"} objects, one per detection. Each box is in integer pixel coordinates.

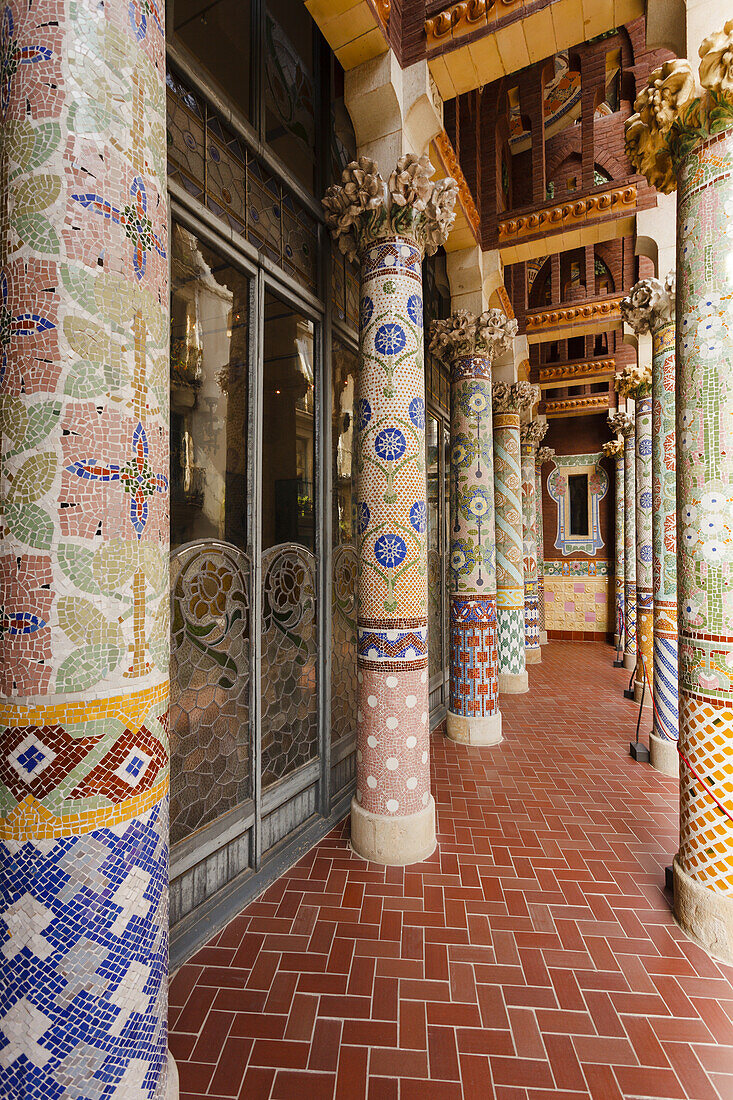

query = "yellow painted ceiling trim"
[
  {"left": 305, "top": 0, "right": 390, "bottom": 68},
  {"left": 429, "top": 132, "right": 480, "bottom": 252}
]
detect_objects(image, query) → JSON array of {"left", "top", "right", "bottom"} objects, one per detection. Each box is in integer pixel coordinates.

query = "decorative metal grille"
[
  {"left": 428, "top": 547, "right": 443, "bottom": 681},
  {"left": 261, "top": 544, "right": 318, "bottom": 788},
  {"left": 331, "top": 544, "right": 357, "bottom": 745},
  {"left": 170, "top": 540, "right": 251, "bottom": 846}
]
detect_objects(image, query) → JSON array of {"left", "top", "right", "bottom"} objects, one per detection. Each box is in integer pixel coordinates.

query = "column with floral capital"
[
  {"left": 615, "top": 327, "right": 653, "bottom": 707},
  {"left": 492, "top": 382, "right": 537, "bottom": 693},
  {"left": 430, "top": 309, "right": 517, "bottom": 745},
  {"left": 521, "top": 419, "right": 548, "bottom": 664},
  {"left": 626, "top": 22, "right": 733, "bottom": 959},
  {"left": 323, "top": 156, "right": 458, "bottom": 864},
  {"left": 535, "top": 446, "right": 555, "bottom": 645},
  {"left": 609, "top": 410, "right": 637, "bottom": 672},
  {"left": 602, "top": 436, "right": 625, "bottom": 653}
]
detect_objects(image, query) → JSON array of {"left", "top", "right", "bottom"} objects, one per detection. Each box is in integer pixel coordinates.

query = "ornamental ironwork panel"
[
  {"left": 170, "top": 540, "right": 251, "bottom": 846},
  {"left": 261, "top": 544, "right": 318, "bottom": 788},
  {"left": 331, "top": 544, "right": 357, "bottom": 745}
]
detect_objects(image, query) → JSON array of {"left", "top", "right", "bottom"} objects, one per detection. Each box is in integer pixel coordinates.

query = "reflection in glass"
[
  {"left": 332, "top": 340, "right": 358, "bottom": 746},
  {"left": 173, "top": 0, "right": 252, "bottom": 122},
  {"left": 427, "top": 415, "right": 443, "bottom": 682},
  {"left": 265, "top": 0, "right": 316, "bottom": 191},
  {"left": 170, "top": 223, "right": 249, "bottom": 550}
]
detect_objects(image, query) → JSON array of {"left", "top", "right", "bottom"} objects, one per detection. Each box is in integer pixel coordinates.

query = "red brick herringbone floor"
[{"left": 169, "top": 642, "right": 733, "bottom": 1099}]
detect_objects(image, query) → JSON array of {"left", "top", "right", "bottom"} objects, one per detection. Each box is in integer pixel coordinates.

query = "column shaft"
[
  {"left": 614, "top": 454, "right": 625, "bottom": 649},
  {"left": 623, "top": 428, "right": 637, "bottom": 670},
  {"left": 353, "top": 237, "right": 434, "bottom": 864},
  {"left": 0, "top": 1, "right": 170, "bottom": 1094},
  {"left": 675, "top": 127, "right": 733, "bottom": 958},
  {"left": 535, "top": 462, "right": 547, "bottom": 643},
  {"left": 493, "top": 412, "right": 528, "bottom": 693},
  {"left": 522, "top": 443, "right": 541, "bottom": 664},
  {"left": 651, "top": 318, "right": 678, "bottom": 774},
  {"left": 448, "top": 356, "right": 501, "bottom": 745},
  {"left": 635, "top": 396, "right": 654, "bottom": 703}
]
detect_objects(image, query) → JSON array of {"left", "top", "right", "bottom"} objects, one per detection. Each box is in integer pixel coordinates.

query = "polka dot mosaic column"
[
  {"left": 0, "top": 2, "right": 171, "bottom": 1096},
  {"left": 621, "top": 417, "right": 637, "bottom": 671},
  {"left": 626, "top": 34, "right": 733, "bottom": 959},
  {"left": 634, "top": 396, "right": 654, "bottom": 704},
  {"left": 492, "top": 383, "right": 536, "bottom": 694},
  {"left": 521, "top": 421, "right": 547, "bottom": 665},
  {"left": 603, "top": 433, "right": 625, "bottom": 653},
  {"left": 323, "top": 157, "right": 458, "bottom": 864},
  {"left": 430, "top": 311, "right": 516, "bottom": 746}
]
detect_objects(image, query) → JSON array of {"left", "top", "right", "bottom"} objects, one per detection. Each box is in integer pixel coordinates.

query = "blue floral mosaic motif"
[
  {"left": 360, "top": 296, "right": 374, "bottom": 329},
  {"left": 374, "top": 322, "right": 406, "bottom": 357},
  {"left": 638, "top": 438, "right": 653, "bottom": 457},
  {"left": 640, "top": 491, "right": 653, "bottom": 508},
  {"left": 356, "top": 501, "right": 370, "bottom": 534},
  {"left": 409, "top": 501, "right": 427, "bottom": 533},
  {"left": 374, "top": 427, "right": 406, "bottom": 463},
  {"left": 356, "top": 398, "right": 372, "bottom": 430},
  {"left": 374, "top": 533, "right": 407, "bottom": 569},
  {"left": 408, "top": 397, "right": 425, "bottom": 429},
  {"left": 407, "top": 294, "right": 422, "bottom": 325}
]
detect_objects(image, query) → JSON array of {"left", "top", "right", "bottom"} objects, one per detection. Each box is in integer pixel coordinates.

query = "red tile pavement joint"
[{"left": 170, "top": 642, "right": 733, "bottom": 1100}]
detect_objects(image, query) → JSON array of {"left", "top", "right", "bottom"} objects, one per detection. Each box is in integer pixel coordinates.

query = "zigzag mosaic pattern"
[{"left": 493, "top": 413, "right": 525, "bottom": 680}]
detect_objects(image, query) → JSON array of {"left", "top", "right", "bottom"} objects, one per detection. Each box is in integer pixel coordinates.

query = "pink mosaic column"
[
  {"left": 323, "top": 157, "right": 457, "bottom": 864},
  {"left": 521, "top": 420, "right": 547, "bottom": 665},
  {"left": 0, "top": 0, "right": 171, "bottom": 1096},
  {"left": 536, "top": 446, "right": 555, "bottom": 645},
  {"left": 430, "top": 310, "right": 516, "bottom": 746}
]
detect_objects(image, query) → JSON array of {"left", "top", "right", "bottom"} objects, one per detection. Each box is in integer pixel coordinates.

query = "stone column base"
[
  {"left": 634, "top": 680, "right": 652, "bottom": 707},
  {"left": 623, "top": 651, "right": 636, "bottom": 671},
  {"left": 540, "top": 631, "right": 548, "bottom": 645},
  {"left": 525, "top": 648, "right": 542, "bottom": 665},
  {"left": 447, "top": 709, "right": 502, "bottom": 747},
  {"left": 498, "top": 670, "right": 529, "bottom": 694},
  {"left": 650, "top": 732, "right": 678, "bottom": 778},
  {"left": 350, "top": 796, "right": 436, "bottom": 866},
  {"left": 673, "top": 856, "right": 733, "bottom": 965},
  {"left": 168, "top": 1052, "right": 179, "bottom": 1100}
]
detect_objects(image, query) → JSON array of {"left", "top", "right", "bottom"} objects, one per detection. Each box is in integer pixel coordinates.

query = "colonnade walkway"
[{"left": 169, "top": 643, "right": 733, "bottom": 1100}]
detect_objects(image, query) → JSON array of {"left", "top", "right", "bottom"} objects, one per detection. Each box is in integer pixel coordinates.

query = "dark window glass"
[
  {"left": 170, "top": 223, "right": 249, "bottom": 549},
  {"left": 569, "top": 473, "right": 589, "bottom": 536},
  {"left": 331, "top": 339, "right": 358, "bottom": 749},
  {"left": 173, "top": 0, "right": 252, "bottom": 122},
  {"left": 265, "top": 0, "right": 317, "bottom": 191},
  {"left": 262, "top": 293, "right": 315, "bottom": 551},
  {"left": 332, "top": 340, "right": 357, "bottom": 547}
]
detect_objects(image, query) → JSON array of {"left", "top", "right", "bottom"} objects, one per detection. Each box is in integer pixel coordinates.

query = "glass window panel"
[
  {"left": 331, "top": 339, "right": 358, "bottom": 746},
  {"left": 173, "top": 0, "right": 252, "bottom": 122},
  {"left": 170, "top": 222, "right": 249, "bottom": 550},
  {"left": 427, "top": 415, "right": 443, "bottom": 682},
  {"left": 569, "top": 473, "right": 590, "bottom": 536},
  {"left": 264, "top": 0, "right": 317, "bottom": 192}
]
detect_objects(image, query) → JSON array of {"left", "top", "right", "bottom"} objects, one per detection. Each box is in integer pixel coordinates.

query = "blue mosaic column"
[
  {"left": 323, "top": 157, "right": 457, "bottom": 863},
  {"left": 621, "top": 416, "right": 637, "bottom": 671},
  {"left": 603, "top": 434, "right": 625, "bottom": 652},
  {"left": 521, "top": 421, "right": 547, "bottom": 665},
  {"left": 535, "top": 446, "right": 554, "bottom": 645},
  {"left": 635, "top": 395, "right": 654, "bottom": 704},
  {"left": 431, "top": 311, "right": 516, "bottom": 746},
  {"left": 0, "top": 1, "right": 171, "bottom": 1096}
]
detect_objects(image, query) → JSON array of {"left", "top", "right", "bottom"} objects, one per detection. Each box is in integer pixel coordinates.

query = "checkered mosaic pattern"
[{"left": 449, "top": 596, "right": 498, "bottom": 718}]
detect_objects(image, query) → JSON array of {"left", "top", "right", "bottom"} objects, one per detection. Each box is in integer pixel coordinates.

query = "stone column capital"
[
  {"left": 608, "top": 410, "right": 635, "bottom": 437},
  {"left": 614, "top": 357, "right": 652, "bottom": 401},
  {"left": 492, "top": 380, "right": 539, "bottom": 414},
  {"left": 322, "top": 154, "right": 459, "bottom": 261},
  {"left": 602, "top": 438, "right": 624, "bottom": 458},
  {"left": 535, "top": 446, "right": 555, "bottom": 466},
  {"left": 429, "top": 308, "right": 518, "bottom": 364},
  {"left": 520, "top": 419, "right": 548, "bottom": 450},
  {"left": 620, "top": 273, "right": 676, "bottom": 335},
  {"left": 624, "top": 23, "right": 733, "bottom": 193}
]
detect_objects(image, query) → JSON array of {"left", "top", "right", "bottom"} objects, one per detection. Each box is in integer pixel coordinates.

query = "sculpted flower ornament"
[
  {"left": 430, "top": 308, "right": 516, "bottom": 361},
  {"left": 699, "top": 19, "right": 733, "bottom": 95},
  {"left": 536, "top": 446, "right": 555, "bottom": 466},
  {"left": 492, "top": 380, "right": 539, "bottom": 413},
  {"left": 602, "top": 439, "right": 624, "bottom": 458},
  {"left": 608, "top": 409, "right": 635, "bottom": 436},
  {"left": 520, "top": 420, "right": 548, "bottom": 449},
  {"left": 636, "top": 60, "right": 697, "bottom": 135},
  {"left": 323, "top": 155, "right": 458, "bottom": 260},
  {"left": 620, "top": 276, "right": 675, "bottom": 334},
  {"left": 614, "top": 362, "right": 652, "bottom": 399}
]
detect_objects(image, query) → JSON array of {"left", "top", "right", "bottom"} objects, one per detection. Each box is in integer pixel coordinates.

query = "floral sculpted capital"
[
  {"left": 620, "top": 273, "right": 676, "bottom": 335},
  {"left": 536, "top": 446, "right": 555, "bottom": 466},
  {"left": 430, "top": 308, "right": 518, "bottom": 362},
  {"left": 521, "top": 420, "right": 548, "bottom": 449},
  {"left": 492, "top": 380, "right": 539, "bottom": 414},
  {"left": 602, "top": 438, "right": 624, "bottom": 458},
  {"left": 608, "top": 410, "right": 635, "bottom": 437}
]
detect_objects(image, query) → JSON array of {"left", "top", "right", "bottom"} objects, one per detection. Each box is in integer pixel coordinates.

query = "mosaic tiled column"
[
  {"left": 626, "top": 34, "right": 733, "bottom": 959},
  {"left": 622, "top": 277, "right": 679, "bottom": 772},
  {"left": 521, "top": 420, "right": 547, "bottom": 664},
  {"left": 535, "top": 446, "right": 554, "bottom": 645},
  {"left": 0, "top": 2, "right": 172, "bottom": 1096},
  {"left": 430, "top": 310, "right": 516, "bottom": 746},
  {"left": 492, "top": 382, "right": 537, "bottom": 693},
  {"left": 323, "top": 156, "right": 457, "bottom": 863},
  {"left": 603, "top": 436, "right": 625, "bottom": 651},
  {"left": 614, "top": 413, "right": 637, "bottom": 672}
]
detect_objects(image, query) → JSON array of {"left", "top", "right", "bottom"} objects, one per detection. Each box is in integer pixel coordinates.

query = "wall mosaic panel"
[
  {"left": 546, "top": 453, "right": 608, "bottom": 556},
  {"left": 544, "top": 576, "right": 609, "bottom": 634}
]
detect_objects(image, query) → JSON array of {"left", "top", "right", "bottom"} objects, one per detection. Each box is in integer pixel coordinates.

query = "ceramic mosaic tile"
[{"left": 493, "top": 411, "right": 526, "bottom": 679}]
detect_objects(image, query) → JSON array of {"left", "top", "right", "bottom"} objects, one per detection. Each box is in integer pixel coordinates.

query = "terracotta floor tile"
[{"left": 170, "top": 643, "right": 733, "bottom": 1100}]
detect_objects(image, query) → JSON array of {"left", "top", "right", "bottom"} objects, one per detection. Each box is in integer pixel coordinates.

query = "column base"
[
  {"left": 634, "top": 680, "right": 652, "bottom": 707},
  {"left": 673, "top": 856, "right": 733, "bottom": 965},
  {"left": 498, "top": 670, "right": 529, "bottom": 694},
  {"left": 623, "top": 651, "right": 636, "bottom": 671},
  {"left": 649, "top": 732, "right": 679, "bottom": 778},
  {"left": 446, "top": 709, "right": 502, "bottom": 747},
  {"left": 525, "top": 648, "right": 542, "bottom": 665},
  {"left": 350, "top": 796, "right": 436, "bottom": 866},
  {"left": 167, "top": 1052, "right": 179, "bottom": 1100},
  {"left": 540, "top": 631, "right": 548, "bottom": 645}
]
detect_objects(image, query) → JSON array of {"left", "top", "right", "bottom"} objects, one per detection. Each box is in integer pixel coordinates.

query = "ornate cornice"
[
  {"left": 526, "top": 296, "right": 624, "bottom": 334},
  {"left": 536, "top": 446, "right": 555, "bottom": 466},
  {"left": 521, "top": 419, "right": 549, "bottom": 448},
  {"left": 625, "top": 22, "right": 733, "bottom": 192},
  {"left": 498, "top": 186, "right": 637, "bottom": 246},
  {"left": 545, "top": 394, "right": 611, "bottom": 417},
  {"left": 432, "top": 131, "right": 480, "bottom": 236},
  {"left": 373, "top": 0, "right": 390, "bottom": 29},
  {"left": 322, "top": 155, "right": 458, "bottom": 261},
  {"left": 425, "top": 0, "right": 492, "bottom": 46},
  {"left": 539, "top": 358, "right": 615, "bottom": 386},
  {"left": 602, "top": 438, "right": 624, "bottom": 458},
  {"left": 608, "top": 409, "right": 635, "bottom": 436},
  {"left": 430, "top": 308, "right": 517, "bottom": 362},
  {"left": 620, "top": 273, "right": 676, "bottom": 334},
  {"left": 492, "top": 380, "right": 539, "bottom": 414},
  {"left": 614, "top": 361, "right": 652, "bottom": 400}
]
